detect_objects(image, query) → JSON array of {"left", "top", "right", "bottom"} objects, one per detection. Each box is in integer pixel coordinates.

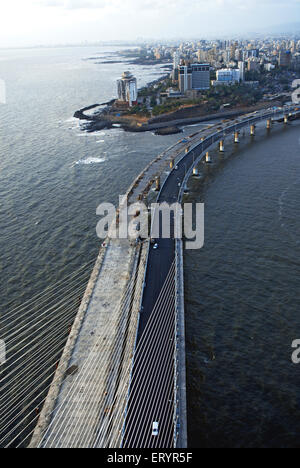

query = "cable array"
[
  {"left": 33, "top": 260, "right": 176, "bottom": 448},
  {"left": 0, "top": 260, "right": 95, "bottom": 448}
]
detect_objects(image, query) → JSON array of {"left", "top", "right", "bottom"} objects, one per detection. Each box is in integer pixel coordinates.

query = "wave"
[{"left": 74, "top": 157, "right": 106, "bottom": 165}]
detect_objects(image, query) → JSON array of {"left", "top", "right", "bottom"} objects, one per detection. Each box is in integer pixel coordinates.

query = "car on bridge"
[{"left": 152, "top": 421, "right": 159, "bottom": 436}]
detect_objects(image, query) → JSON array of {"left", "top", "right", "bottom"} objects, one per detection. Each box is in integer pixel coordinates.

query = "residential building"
[
  {"left": 216, "top": 68, "right": 241, "bottom": 84},
  {"left": 117, "top": 71, "right": 138, "bottom": 107}
]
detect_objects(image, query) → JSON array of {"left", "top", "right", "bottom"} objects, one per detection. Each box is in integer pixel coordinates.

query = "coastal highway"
[{"left": 121, "top": 105, "right": 298, "bottom": 448}]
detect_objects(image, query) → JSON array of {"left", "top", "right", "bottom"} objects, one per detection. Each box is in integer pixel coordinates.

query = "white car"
[
  {"left": 152, "top": 421, "right": 159, "bottom": 436},
  {"left": 153, "top": 243, "right": 158, "bottom": 250}
]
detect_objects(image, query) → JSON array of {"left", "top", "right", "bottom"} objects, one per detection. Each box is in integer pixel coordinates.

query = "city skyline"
[{"left": 1, "top": 0, "right": 300, "bottom": 48}]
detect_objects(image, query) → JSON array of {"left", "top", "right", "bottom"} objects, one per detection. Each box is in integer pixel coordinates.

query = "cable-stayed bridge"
[{"left": 0, "top": 105, "right": 298, "bottom": 448}]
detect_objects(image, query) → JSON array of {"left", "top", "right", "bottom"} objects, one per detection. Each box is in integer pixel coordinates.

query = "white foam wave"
[{"left": 74, "top": 157, "right": 106, "bottom": 165}]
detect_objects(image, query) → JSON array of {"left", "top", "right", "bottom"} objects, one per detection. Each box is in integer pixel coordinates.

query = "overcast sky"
[{"left": 0, "top": 0, "right": 299, "bottom": 47}]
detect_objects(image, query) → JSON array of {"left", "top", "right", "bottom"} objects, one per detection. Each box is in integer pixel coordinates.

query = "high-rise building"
[
  {"left": 191, "top": 64, "right": 210, "bottom": 90},
  {"left": 247, "top": 48, "right": 259, "bottom": 58},
  {"left": 179, "top": 63, "right": 210, "bottom": 93},
  {"left": 117, "top": 72, "right": 138, "bottom": 107},
  {"left": 279, "top": 50, "right": 291, "bottom": 68},
  {"left": 238, "top": 61, "right": 245, "bottom": 81},
  {"left": 216, "top": 68, "right": 240, "bottom": 84},
  {"left": 178, "top": 65, "right": 192, "bottom": 93},
  {"left": 197, "top": 49, "right": 207, "bottom": 62},
  {"left": 173, "top": 51, "right": 180, "bottom": 81},
  {"left": 247, "top": 58, "right": 260, "bottom": 71}
]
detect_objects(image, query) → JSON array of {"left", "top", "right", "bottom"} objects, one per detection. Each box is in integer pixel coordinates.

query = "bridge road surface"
[
  {"left": 121, "top": 107, "right": 295, "bottom": 448},
  {"left": 121, "top": 138, "right": 212, "bottom": 448}
]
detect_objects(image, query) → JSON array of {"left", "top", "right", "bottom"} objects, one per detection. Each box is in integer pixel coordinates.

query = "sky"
[{"left": 0, "top": 0, "right": 300, "bottom": 48}]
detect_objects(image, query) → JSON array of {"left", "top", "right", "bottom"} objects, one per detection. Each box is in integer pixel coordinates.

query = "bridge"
[{"left": 0, "top": 105, "right": 298, "bottom": 448}]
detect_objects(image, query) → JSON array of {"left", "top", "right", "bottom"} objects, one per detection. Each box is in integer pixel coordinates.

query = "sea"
[{"left": 0, "top": 45, "right": 300, "bottom": 448}]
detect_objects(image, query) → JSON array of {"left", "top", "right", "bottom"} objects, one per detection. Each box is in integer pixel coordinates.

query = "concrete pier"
[
  {"left": 267, "top": 119, "right": 272, "bottom": 130},
  {"left": 250, "top": 124, "right": 256, "bottom": 136},
  {"left": 219, "top": 140, "right": 225, "bottom": 152},
  {"left": 234, "top": 131, "right": 239, "bottom": 143},
  {"left": 205, "top": 152, "right": 211, "bottom": 163}
]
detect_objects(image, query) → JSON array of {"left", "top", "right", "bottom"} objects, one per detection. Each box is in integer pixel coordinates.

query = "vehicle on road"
[
  {"left": 152, "top": 422, "right": 159, "bottom": 436},
  {"left": 153, "top": 243, "right": 158, "bottom": 250}
]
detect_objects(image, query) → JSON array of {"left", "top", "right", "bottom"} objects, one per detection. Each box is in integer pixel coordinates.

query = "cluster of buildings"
[
  {"left": 175, "top": 59, "right": 245, "bottom": 94},
  {"left": 151, "top": 37, "right": 300, "bottom": 72},
  {"left": 116, "top": 36, "right": 300, "bottom": 107}
]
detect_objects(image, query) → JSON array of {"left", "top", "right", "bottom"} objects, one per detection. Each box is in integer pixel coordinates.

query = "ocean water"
[
  {"left": 184, "top": 121, "right": 300, "bottom": 448},
  {"left": 0, "top": 46, "right": 182, "bottom": 313}
]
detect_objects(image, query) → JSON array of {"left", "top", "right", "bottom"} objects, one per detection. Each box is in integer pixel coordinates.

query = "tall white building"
[
  {"left": 173, "top": 50, "right": 180, "bottom": 80},
  {"left": 216, "top": 68, "right": 240, "bottom": 84},
  {"left": 117, "top": 71, "right": 138, "bottom": 107},
  {"left": 238, "top": 61, "right": 245, "bottom": 81},
  {"left": 173, "top": 50, "right": 180, "bottom": 69}
]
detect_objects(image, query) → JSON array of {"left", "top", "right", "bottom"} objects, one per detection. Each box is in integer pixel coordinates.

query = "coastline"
[
  {"left": 74, "top": 100, "right": 285, "bottom": 135},
  {"left": 74, "top": 52, "right": 292, "bottom": 136}
]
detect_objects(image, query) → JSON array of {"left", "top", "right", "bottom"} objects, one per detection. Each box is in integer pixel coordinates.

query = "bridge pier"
[
  {"left": 284, "top": 114, "right": 289, "bottom": 124},
  {"left": 192, "top": 167, "right": 199, "bottom": 176},
  {"left": 250, "top": 124, "right": 256, "bottom": 136},
  {"left": 234, "top": 131, "right": 239, "bottom": 143},
  {"left": 155, "top": 176, "right": 160, "bottom": 191},
  {"left": 219, "top": 140, "right": 225, "bottom": 152},
  {"left": 266, "top": 119, "right": 272, "bottom": 130},
  {"left": 205, "top": 152, "right": 211, "bottom": 164}
]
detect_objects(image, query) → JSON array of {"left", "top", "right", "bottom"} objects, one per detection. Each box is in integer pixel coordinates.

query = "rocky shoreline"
[
  {"left": 74, "top": 101, "right": 286, "bottom": 135},
  {"left": 73, "top": 63, "right": 288, "bottom": 136}
]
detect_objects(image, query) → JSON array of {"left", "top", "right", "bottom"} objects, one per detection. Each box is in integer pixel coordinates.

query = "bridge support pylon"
[
  {"left": 193, "top": 167, "right": 199, "bottom": 176},
  {"left": 219, "top": 140, "right": 225, "bottom": 152},
  {"left": 234, "top": 131, "right": 239, "bottom": 143},
  {"left": 284, "top": 114, "right": 289, "bottom": 124},
  {"left": 205, "top": 152, "right": 211, "bottom": 164},
  {"left": 250, "top": 124, "right": 256, "bottom": 136},
  {"left": 266, "top": 119, "right": 272, "bottom": 130}
]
